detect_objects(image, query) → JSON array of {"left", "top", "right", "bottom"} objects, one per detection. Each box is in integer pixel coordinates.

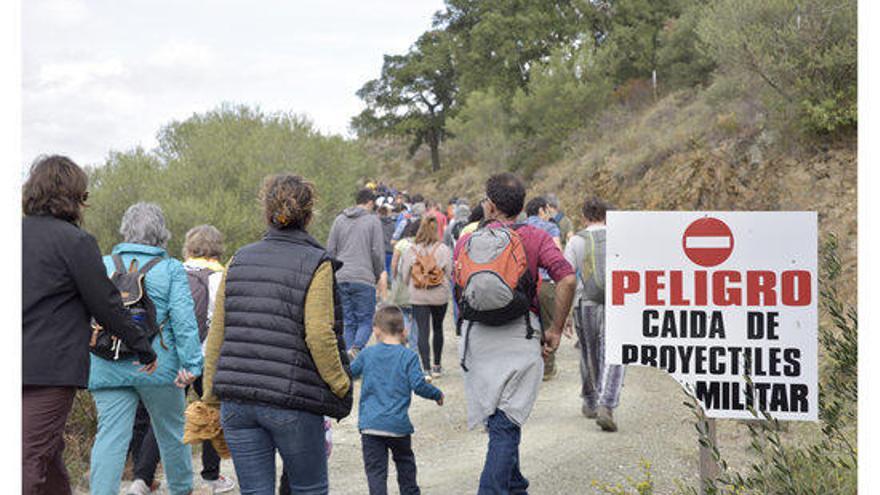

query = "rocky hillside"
[{"left": 377, "top": 87, "right": 857, "bottom": 302}]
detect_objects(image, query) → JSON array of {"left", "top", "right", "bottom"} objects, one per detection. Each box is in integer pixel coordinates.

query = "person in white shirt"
[{"left": 563, "top": 197, "right": 625, "bottom": 432}]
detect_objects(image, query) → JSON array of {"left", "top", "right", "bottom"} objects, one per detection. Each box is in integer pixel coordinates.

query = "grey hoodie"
[{"left": 327, "top": 206, "right": 386, "bottom": 286}]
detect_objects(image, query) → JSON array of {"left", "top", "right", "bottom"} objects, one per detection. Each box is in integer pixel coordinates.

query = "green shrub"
[
  {"left": 445, "top": 89, "right": 518, "bottom": 172},
  {"left": 508, "top": 43, "right": 613, "bottom": 174},
  {"left": 656, "top": 4, "right": 717, "bottom": 90},
  {"left": 84, "top": 105, "right": 373, "bottom": 257},
  {"left": 63, "top": 391, "right": 97, "bottom": 487},
  {"left": 697, "top": 0, "right": 856, "bottom": 135}
]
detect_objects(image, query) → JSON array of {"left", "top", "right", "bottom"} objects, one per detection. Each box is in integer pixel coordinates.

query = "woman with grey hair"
[
  {"left": 88, "top": 202, "right": 204, "bottom": 495},
  {"left": 129, "top": 224, "right": 236, "bottom": 494}
]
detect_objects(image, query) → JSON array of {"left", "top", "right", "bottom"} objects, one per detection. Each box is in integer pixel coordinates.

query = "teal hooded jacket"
[{"left": 88, "top": 243, "right": 203, "bottom": 389}]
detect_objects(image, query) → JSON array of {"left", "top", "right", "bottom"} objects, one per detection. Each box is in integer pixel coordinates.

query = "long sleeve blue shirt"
[
  {"left": 351, "top": 342, "right": 442, "bottom": 435},
  {"left": 88, "top": 243, "right": 203, "bottom": 389}
]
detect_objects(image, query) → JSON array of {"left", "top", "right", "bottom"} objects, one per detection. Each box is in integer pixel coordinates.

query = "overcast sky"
[{"left": 22, "top": 0, "right": 445, "bottom": 168}]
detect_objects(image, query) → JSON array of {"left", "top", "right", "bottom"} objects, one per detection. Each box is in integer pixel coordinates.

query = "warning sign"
[
  {"left": 682, "top": 217, "right": 734, "bottom": 267},
  {"left": 606, "top": 212, "right": 818, "bottom": 421}
]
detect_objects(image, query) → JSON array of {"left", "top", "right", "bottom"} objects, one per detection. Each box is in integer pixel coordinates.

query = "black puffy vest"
[{"left": 213, "top": 227, "right": 353, "bottom": 420}]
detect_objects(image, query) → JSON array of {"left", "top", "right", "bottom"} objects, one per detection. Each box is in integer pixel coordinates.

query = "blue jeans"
[
  {"left": 90, "top": 386, "right": 191, "bottom": 495},
  {"left": 339, "top": 282, "right": 377, "bottom": 350},
  {"left": 221, "top": 401, "right": 327, "bottom": 495},
  {"left": 478, "top": 410, "right": 529, "bottom": 495},
  {"left": 385, "top": 252, "right": 393, "bottom": 277}
]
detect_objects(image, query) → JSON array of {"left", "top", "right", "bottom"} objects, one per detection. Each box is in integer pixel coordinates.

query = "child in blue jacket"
[{"left": 351, "top": 305, "right": 444, "bottom": 495}]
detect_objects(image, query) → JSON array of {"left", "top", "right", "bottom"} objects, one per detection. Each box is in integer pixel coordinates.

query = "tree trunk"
[{"left": 429, "top": 131, "right": 441, "bottom": 172}]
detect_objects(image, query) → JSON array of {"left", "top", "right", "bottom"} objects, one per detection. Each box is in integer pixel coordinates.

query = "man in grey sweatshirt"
[{"left": 327, "top": 188, "right": 387, "bottom": 356}]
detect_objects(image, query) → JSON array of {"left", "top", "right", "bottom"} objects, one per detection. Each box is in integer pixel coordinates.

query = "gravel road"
[{"left": 108, "top": 318, "right": 761, "bottom": 495}]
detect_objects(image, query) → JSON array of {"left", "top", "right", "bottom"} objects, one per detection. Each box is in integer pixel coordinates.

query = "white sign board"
[{"left": 605, "top": 212, "right": 817, "bottom": 421}]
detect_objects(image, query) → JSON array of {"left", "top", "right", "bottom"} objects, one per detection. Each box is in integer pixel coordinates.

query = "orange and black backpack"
[{"left": 453, "top": 223, "right": 536, "bottom": 370}]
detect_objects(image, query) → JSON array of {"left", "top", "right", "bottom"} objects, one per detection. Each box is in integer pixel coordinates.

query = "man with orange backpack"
[{"left": 453, "top": 173, "right": 576, "bottom": 494}]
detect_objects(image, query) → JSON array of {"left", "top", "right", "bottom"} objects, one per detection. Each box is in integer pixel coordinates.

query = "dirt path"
[{"left": 113, "top": 318, "right": 761, "bottom": 495}]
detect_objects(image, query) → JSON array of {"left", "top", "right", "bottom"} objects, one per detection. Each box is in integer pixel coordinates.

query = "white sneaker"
[
  {"left": 126, "top": 479, "right": 151, "bottom": 495},
  {"left": 206, "top": 475, "right": 236, "bottom": 494}
]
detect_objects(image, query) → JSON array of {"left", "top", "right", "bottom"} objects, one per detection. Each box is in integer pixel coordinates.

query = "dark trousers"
[
  {"left": 22, "top": 385, "right": 77, "bottom": 495},
  {"left": 478, "top": 410, "right": 529, "bottom": 495},
  {"left": 412, "top": 303, "right": 447, "bottom": 371},
  {"left": 129, "top": 377, "right": 221, "bottom": 484},
  {"left": 361, "top": 434, "right": 419, "bottom": 495}
]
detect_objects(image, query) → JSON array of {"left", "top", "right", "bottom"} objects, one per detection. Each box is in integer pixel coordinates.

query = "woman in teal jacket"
[{"left": 88, "top": 202, "right": 203, "bottom": 495}]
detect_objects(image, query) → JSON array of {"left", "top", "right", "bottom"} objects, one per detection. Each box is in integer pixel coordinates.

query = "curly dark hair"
[
  {"left": 486, "top": 173, "right": 526, "bottom": 218},
  {"left": 260, "top": 173, "right": 316, "bottom": 230},
  {"left": 22, "top": 155, "right": 89, "bottom": 225},
  {"left": 582, "top": 196, "right": 612, "bottom": 223}
]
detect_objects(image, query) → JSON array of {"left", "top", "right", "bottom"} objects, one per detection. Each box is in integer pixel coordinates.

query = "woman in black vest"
[{"left": 201, "top": 173, "right": 352, "bottom": 495}]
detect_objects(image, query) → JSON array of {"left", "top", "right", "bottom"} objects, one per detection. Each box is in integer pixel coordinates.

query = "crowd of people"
[{"left": 22, "top": 155, "right": 623, "bottom": 495}]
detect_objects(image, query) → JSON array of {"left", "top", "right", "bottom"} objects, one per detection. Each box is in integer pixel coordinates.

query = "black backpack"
[
  {"left": 185, "top": 267, "right": 213, "bottom": 342},
  {"left": 90, "top": 255, "right": 166, "bottom": 361}
]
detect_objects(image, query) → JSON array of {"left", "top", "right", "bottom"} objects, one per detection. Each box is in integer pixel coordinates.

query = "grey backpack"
[
  {"left": 576, "top": 228, "right": 606, "bottom": 304},
  {"left": 453, "top": 223, "right": 537, "bottom": 371}
]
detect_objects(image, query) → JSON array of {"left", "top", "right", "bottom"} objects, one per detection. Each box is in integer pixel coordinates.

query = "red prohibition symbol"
[{"left": 682, "top": 217, "right": 734, "bottom": 267}]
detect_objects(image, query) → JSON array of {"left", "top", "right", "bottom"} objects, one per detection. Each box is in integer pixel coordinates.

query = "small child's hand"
[{"left": 436, "top": 393, "right": 444, "bottom": 406}]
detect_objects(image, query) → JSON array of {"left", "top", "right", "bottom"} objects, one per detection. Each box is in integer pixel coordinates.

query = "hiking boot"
[
  {"left": 206, "top": 474, "right": 236, "bottom": 493},
  {"left": 126, "top": 479, "right": 151, "bottom": 495},
  {"left": 581, "top": 403, "right": 597, "bottom": 419},
  {"left": 596, "top": 406, "right": 618, "bottom": 432},
  {"left": 431, "top": 365, "right": 443, "bottom": 378}
]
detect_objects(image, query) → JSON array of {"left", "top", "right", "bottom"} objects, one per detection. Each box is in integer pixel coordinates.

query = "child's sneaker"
[
  {"left": 125, "top": 479, "right": 151, "bottom": 495},
  {"left": 431, "top": 365, "right": 443, "bottom": 378},
  {"left": 206, "top": 474, "right": 236, "bottom": 493}
]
